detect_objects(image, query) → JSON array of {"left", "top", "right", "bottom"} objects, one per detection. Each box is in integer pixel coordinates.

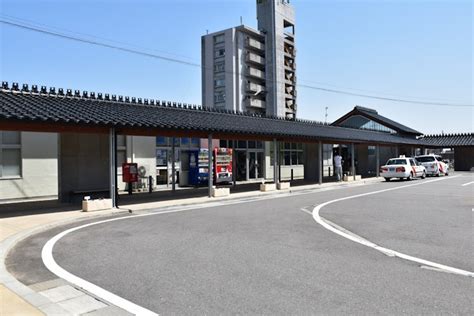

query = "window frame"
[{"left": 0, "top": 131, "right": 22, "bottom": 179}]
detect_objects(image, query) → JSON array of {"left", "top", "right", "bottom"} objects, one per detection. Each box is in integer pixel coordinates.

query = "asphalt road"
[{"left": 8, "top": 173, "right": 474, "bottom": 314}]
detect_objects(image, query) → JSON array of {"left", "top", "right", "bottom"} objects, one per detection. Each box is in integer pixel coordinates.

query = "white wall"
[
  {"left": 118, "top": 136, "right": 157, "bottom": 191},
  {"left": 0, "top": 132, "right": 58, "bottom": 201}
]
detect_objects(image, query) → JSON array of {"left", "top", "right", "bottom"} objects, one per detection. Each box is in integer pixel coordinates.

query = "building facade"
[
  {"left": 202, "top": 0, "right": 296, "bottom": 118},
  {"left": 202, "top": 26, "right": 267, "bottom": 114},
  {"left": 257, "top": 0, "right": 296, "bottom": 119}
]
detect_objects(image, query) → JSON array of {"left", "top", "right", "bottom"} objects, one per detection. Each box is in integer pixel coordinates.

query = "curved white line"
[
  {"left": 41, "top": 211, "right": 180, "bottom": 316},
  {"left": 312, "top": 176, "right": 474, "bottom": 278}
]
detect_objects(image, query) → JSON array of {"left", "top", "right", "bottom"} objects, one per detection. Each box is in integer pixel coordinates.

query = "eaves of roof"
[{"left": 1, "top": 86, "right": 424, "bottom": 146}]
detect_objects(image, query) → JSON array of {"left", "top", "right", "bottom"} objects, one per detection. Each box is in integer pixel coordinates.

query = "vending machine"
[
  {"left": 213, "top": 148, "right": 233, "bottom": 184},
  {"left": 188, "top": 149, "right": 210, "bottom": 186}
]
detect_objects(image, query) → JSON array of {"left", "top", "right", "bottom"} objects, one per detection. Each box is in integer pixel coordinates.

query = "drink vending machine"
[
  {"left": 188, "top": 148, "right": 233, "bottom": 186},
  {"left": 188, "top": 149, "right": 210, "bottom": 186},
  {"left": 213, "top": 148, "right": 233, "bottom": 184}
]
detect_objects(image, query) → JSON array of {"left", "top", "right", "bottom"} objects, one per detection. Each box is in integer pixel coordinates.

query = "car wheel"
[
  {"left": 384, "top": 177, "right": 390, "bottom": 182},
  {"left": 436, "top": 172, "right": 440, "bottom": 177},
  {"left": 421, "top": 171, "right": 426, "bottom": 179},
  {"left": 407, "top": 172, "right": 413, "bottom": 181},
  {"left": 445, "top": 172, "right": 449, "bottom": 176}
]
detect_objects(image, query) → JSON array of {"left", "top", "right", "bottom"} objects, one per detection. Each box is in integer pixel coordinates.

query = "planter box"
[
  {"left": 211, "top": 187, "right": 230, "bottom": 197},
  {"left": 82, "top": 199, "right": 112, "bottom": 212},
  {"left": 277, "top": 182, "right": 290, "bottom": 190},
  {"left": 344, "top": 175, "right": 362, "bottom": 182},
  {"left": 260, "top": 183, "right": 276, "bottom": 192}
]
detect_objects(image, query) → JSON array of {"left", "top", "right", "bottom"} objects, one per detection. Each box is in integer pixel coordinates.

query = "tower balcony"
[
  {"left": 246, "top": 67, "right": 265, "bottom": 80},
  {"left": 246, "top": 98, "right": 266, "bottom": 109},
  {"left": 245, "top": 37, "right": 265, "bottom": 52},
  {"left": 246, "top": 52, "right": 265, "bottom": 66},
  {"left": 246, "top": 81, "right": 266, "bottom": 94}
]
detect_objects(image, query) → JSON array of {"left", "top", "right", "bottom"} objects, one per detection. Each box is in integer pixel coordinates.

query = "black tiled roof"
[
  {"left": 420, "top": 133, "right": 474, "bottom": 147},
  {"left": 0, "top": 83, "right": 424, "bottom": 146},
  {"left": 332, "top": 106, "right": 422, "bottom": 136}
]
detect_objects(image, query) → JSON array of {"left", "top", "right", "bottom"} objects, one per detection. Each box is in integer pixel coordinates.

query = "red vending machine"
[{"left": 213, "top": 148, "right": 233, "bottom": 184}]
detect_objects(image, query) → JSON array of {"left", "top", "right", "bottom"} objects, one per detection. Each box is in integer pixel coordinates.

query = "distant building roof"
[
  {"left": 420, "top": 133, "right": 474, "bottom": 147},
  {"left": 332, "top": 106, "right": 422, "bottom": 136},
  {"left": 1, "top": 82, "right": 425, "bottom": 146}
]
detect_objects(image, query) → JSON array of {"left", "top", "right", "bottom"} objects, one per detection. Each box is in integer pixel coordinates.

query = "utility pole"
[{"left": 325, "top": 107, "right": 328, "bottom": 124}]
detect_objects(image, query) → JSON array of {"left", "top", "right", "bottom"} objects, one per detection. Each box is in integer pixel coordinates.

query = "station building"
[{"left": 2, "top": 82, "right": 472, "bottom": 206}]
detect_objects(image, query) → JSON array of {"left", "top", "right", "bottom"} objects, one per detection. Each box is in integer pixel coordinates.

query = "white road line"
[
  {"left": 42, "top": 214, "right": 161, "bottom": 316},
  {"left": 311, "top": 175, "right": 474, "bottom": 278},
  {"left": 461, "top": 181, "right": 474, "bottom": 186},
  {"left": 42, "top": 181, "right": 382, "bottom": 315},
  {"left": 40, "top": 178, "right": 440, "bottom": 314}
]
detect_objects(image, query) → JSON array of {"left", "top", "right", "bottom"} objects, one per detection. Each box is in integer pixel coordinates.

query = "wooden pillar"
[
  {"left": 376, "top": 145, "right": 380, "bottom": 177},
  {"left": 208, "top": 134, "right": 213, "bottom": 197},
  {"left": 273, "top": 138, "right": 279, "bottom": 184},
  {"left": 109, "top": 128, "right": 117, "bottom": 208},
  {"left": 171, "top": 137, "right": 176, "bottom": 191},
  {"left": 318, "top": 141, "right": 323, "bottom": 185},
  {"left": 351, "top": 143, "right": 355, "bottom": 181},
  {"left": 232, "top": 140, "right": 236, "bottom": 187}
]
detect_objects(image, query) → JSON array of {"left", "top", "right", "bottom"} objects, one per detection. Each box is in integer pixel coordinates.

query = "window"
[
  {"left": 271, "top": 142, "right": 303, "bottom": 166},
  {"left": 0, "top": 131, "right": 21, "bottom": 178},
  {"left": 156, "top": 136, "right": 168, "bottom": 146},
  {"left": 214, "top": 34, "right": 225, "bottom": 44},
  {"left": 156, "top": 149, "right": 168, "bottom": 167},
  {"left": 214, "top": 77, "right": 225, "bottom": 88},
  {"left": 214, "top": 92, "right": 225, "bottom": 103},
  {"left": 117, "top": 135, "right": 127, "bottom": 174},
  {"left": 214, "top": 62, "right": 225, "bottom": 73},
  {"left": 191, "top": 138, "right": 200, "bottom": 147},
  {"left": 339, "top": 115, "right": 396, "bottom": 133},
  {"left": 214, "top": 48, "right": 225, "bottom": 58}
]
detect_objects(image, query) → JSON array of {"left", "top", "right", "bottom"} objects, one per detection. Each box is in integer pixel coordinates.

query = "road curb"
[{"left": 0, "top": 209, "right": 128, "bottom": 315}]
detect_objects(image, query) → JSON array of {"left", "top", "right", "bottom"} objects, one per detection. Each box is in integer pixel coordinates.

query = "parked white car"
[
  {"left": 415, "top": 155, "right": 449, "bottom": 176},
  {"left": 380, "top": 156, "right": 426, "bottom": 181}
]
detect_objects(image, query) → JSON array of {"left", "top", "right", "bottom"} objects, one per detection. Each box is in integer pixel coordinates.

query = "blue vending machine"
[{"left": 188, "top": 149, "right": 209, "bottom": 186}]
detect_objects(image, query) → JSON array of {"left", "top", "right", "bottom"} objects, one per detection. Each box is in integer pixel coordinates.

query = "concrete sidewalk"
[{"left": 0, "top": 177, "right": 381, "bottom": 315}]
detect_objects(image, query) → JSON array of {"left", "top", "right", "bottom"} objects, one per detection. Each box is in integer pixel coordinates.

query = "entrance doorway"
[
  {"left": 236, "top": 150, "right": 247, "bottom": 181},
  {"left": 235, "top": 150, "right": 264, "bottom": 181},
  {"left": 249, "top": 151, "right": 264, "bottom": 179}
]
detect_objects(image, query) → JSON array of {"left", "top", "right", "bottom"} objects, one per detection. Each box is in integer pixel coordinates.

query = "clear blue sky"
[{"left": 1, "top": 0, "right": 472, "bottom": 134}]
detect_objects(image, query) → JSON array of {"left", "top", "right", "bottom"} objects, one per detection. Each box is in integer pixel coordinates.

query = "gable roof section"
[
  {"left": 420, "top": 133, "right": 473, "bottom": 147},
  {"left": 0, "top": 83, "right": 424, "bottom": 146},
  {"left": 332, "top": 106, "right": 422, "bottom": 136}
]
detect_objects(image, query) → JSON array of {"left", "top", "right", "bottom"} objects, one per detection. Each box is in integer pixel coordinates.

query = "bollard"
[{"left": 148, "top": 175, "right": 153, "bottom": 193}]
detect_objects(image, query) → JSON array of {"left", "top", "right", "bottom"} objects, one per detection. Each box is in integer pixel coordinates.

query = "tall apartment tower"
[
  {"left": 257, "top": 0, "right": 296, "bottom": 119},
  {"left": 201, "top": 0, "right": 296, "bottom": 119}
]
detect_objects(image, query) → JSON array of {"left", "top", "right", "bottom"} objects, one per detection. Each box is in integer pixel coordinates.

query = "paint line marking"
[
  {"left": 42, "top": 214, "right": 161, "bottom": 316},
  {"left": 311, "top": 175, "right": 474, "bottom": 278},
  {"left": 38, "top": 178, "right": 412, "bottom": 314},
  {"left": 300, "top": 207, "right": 313, "bottom": 215},
  {"left": 41, "top": 183, "right": 373, "bottom": 316},
  {"left": 461, "top": 181, "right": 474, "bottom": 186}
]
